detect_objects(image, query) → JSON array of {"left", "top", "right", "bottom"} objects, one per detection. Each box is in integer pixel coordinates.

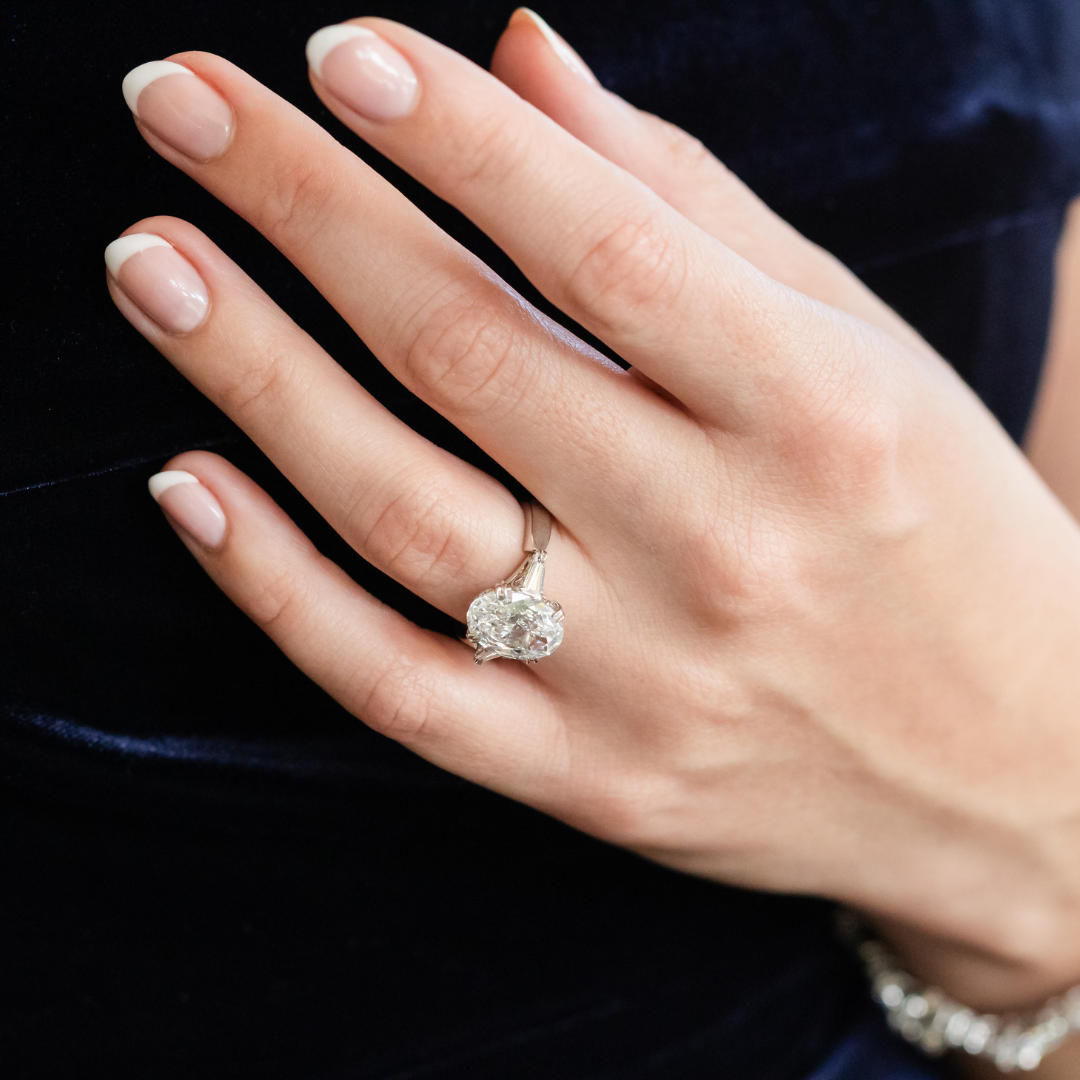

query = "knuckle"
[
  {"left": 243, "top": 565, "right": 308, "bottom": 637},
  {"left": 352, "top": 474, "right": 478, "bottom": 593},
  {"left": 656, "top": 118, "right": 758, "bottom": 218},
  {"left": 642, "top": 112, "right": 785, "bottom": 248},
  {"left": 565, "top": 207, "right": 690, "bottom": 333},
  {"left": 567, "top": 773, "right": 664, "bottom": 847},
  {"left": 778, "top": 324, "right": 905, "bottom": 494},
  {"left": 658, "top": 120, "right": 719, "bottom": 184},
  {"left": 670, "top": 504, "right": 773, "bottom": 612},
  {"left": 218, "top": 332, "right": 302, "bottom": 425},
  {"left": 403, "top": 289, "right": 533, "bottom": 418},
  {"left": 356, "top": 655, "right": 440, "bottom": 744},
  {"left": 445, "top": 108, "right": 534, "bottom": 194},
  {"left": 253, "top": 154, "right": 341, "bottom": 247}
]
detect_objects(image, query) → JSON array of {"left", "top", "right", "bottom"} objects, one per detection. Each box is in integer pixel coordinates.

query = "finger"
[
  {"left": 307, "top": 19, "right": 849, "bottom": 420},
  {"left": 120, "top": 53, "right": 676, "bottom": 519},
  {"left": 490, "top": 10, "right": 930, "bottom": 356},
  {"left": 149, "top": 451, "right": 564, "bottom": 792},
  {"left": 105, "top": 218, "right": 537, "bottom": 618}
]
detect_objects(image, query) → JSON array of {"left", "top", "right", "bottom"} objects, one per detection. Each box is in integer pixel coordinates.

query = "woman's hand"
[{"left": 108, "top": 12, "right": 1080, "bottom": 1028}]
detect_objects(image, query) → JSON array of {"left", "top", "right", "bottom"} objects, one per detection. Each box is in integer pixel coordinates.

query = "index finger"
[{"left": 307, "top": 18, "right": 848, "bottom": 422}]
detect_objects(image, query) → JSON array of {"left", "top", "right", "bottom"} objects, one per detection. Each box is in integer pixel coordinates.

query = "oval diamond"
[{"left": 466, "top": 588, "right": 564, "bottom": 661}]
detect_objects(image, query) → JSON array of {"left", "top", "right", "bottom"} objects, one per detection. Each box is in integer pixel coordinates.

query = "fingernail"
[
  {"left": 148, "top": 471, "right": 227, "bottom": 549},
  {"left": 122, "top": 60, "right": 233, "bottom": 160},
  {"left": 509, "top": 9, "right": 598, "bottom": 84},
  {"left": 306, "top": 25, "right": 418, "bottom": 121},
  {"left": 105, "top": 233, "right": 210, "bottom": 333}
]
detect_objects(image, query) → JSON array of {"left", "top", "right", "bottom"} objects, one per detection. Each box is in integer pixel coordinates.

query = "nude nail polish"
[
  {"left": 509, "top": 9, "right": 598, "bottom": 84},
  {"left": 122, "top": 60, "right": 233, "bottom": 160},
  {"left": 105, "top": 233, "right": 210, "bottom": 333},
  {"left": 306, "top": 25, "right": 418, "bottom": 121},
  {"left": 148, "top": 471, "right": 227, "bottom": 549}
]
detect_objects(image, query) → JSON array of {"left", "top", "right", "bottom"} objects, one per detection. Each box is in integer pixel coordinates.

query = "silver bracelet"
[{"left": 840, "top": 912, "right": 1080, "bottom": 1072}]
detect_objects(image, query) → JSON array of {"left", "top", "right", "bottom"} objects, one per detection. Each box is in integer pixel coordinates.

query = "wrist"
[
  {"left": 876, "top": 921, "right": 1080, "bottom": 1013},
  {"left": 845, "top": 914, "right": 1080, "bottom": 1074},
  {"left": 823, "top": 741, "right": 1080, "bottom": 1009}
]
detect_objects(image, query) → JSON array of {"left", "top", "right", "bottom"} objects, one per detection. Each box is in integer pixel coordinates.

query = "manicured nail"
[
  {"left": 306, "top": 25, "right": 418, "bottom": 121},
  {"left": 122, "top": 60, "right": 233, "bottom": 160},
  {"left": 148, "top": 471, "right": 227, "bottom": 549},
  {"left": 509, "top": 9, "right": 598, "bottom": 84},
  {"left": 105, "top": 233, "right": 210, "bottom": 333}
]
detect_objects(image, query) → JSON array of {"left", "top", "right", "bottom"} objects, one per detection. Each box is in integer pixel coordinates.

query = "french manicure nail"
[
  {"left": 510, "top": 9, "right": 598, "bottom": 84},
  {"left": 148, "top": 471, "right": 227, "bottom": 549},
  {"left": 122, "top": 60, "right": 234, "bottom": 160},
  {"left": 105, "top": 233, "right": 210, "bottom": 333},
  {"left": 306, "top": 25, "right": 418, "bottom": 121}
]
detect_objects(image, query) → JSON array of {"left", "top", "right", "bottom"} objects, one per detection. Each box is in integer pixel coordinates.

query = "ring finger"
[{"left": 105, "top": 216, "right": 567, "bottom": 617}]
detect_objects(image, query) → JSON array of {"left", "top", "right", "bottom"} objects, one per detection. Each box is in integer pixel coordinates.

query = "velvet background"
[{"left": 4, "top": 1, "right": 1080, "bottom": 1076}]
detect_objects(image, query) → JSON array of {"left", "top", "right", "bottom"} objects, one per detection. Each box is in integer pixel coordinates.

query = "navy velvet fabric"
[{"left": 4, "top": 1, "right": 1080, "bottom": 1076}]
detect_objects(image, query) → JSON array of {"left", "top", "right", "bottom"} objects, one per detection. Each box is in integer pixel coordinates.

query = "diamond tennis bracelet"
[{"left": 840, "top": 912, "right": 1080, "bottom": 1072}]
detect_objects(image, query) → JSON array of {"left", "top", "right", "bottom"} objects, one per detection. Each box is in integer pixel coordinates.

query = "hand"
[{"left": 108, "top": 12, "right": 1080, "bottom": 1029}]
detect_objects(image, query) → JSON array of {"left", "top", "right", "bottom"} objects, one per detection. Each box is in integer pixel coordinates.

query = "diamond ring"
[{"left": 465, "top": 504, "right": 564, "bottom": 665}]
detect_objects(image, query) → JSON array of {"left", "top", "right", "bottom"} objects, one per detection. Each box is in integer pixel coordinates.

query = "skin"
[
  {"left": 1028, "top": 198, "right": 1080, "bottom": 524},
  {"left": 108, "top": 13, "right": 1080, "bottom": 1075},
  {"left": 984, "top": 200, "right": 1080, "bottom": 1080}
]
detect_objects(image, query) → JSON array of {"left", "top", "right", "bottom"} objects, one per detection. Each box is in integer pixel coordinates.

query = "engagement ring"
[{"left": 465, "top": 504, "right": 564, "bottom": 664}]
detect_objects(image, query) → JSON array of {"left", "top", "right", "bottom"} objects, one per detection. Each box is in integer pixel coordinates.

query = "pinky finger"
[{"left": 149, "top": 449, "right": 560, "bottom": 789}]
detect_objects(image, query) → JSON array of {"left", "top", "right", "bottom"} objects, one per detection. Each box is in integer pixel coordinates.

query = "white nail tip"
[
  {"left": 306, "top": 24, "right": 376, "bottom": 78},
  {"left": 104, "top": 233, "right": 173, "bottom": 277},
  {"left": 122, "top": 60, "right": 196, "bottom": 115},
  {"left": 148, "top": 471, "right": 201, "bottom": 501},
  {"left": 515, "top": 9, "right": 595, "bottom": 82},
  {"left": 517, "top": 9, "right": 561, "bottom": 47}
]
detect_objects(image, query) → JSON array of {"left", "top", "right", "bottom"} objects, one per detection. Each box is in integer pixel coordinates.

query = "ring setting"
[{"left": 466, "top": 504, "right": 564, "bottom": 665}]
